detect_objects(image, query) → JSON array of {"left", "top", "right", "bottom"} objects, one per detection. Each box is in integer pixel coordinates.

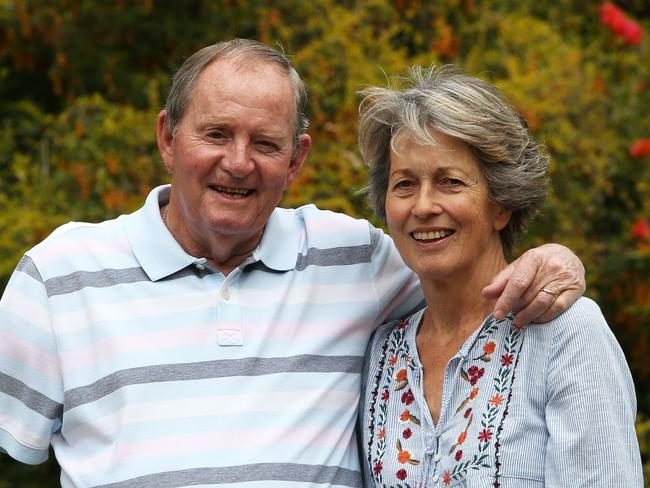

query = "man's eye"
[
  {"left": 259, "top": 140, "right": 278, "bottom": 148},
  {"left": 208, "top": 131, "right": 226, "bottom": 140},
  {"left": 256, "top": 141, "right": 280, "bottom": 152}
]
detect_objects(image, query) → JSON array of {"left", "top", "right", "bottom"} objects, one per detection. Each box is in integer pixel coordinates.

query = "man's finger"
[
  {"left": 530, "top": 286, "right": 584, "bottom": 324},
  {"left": 511, "top": 287, "right": 558, "bottom": 327},
  {"left": 489, "top": 254, "right": 540, "bottom": 320}
]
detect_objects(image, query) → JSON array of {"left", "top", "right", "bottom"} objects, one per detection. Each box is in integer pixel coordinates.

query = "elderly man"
[{"left": 0, "top": 39, "right": 584, "bottom": 487}]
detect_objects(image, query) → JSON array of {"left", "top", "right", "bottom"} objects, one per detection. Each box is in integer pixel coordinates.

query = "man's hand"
[{"left": 482, "top": 243, "right": 586, "bottom": 328}]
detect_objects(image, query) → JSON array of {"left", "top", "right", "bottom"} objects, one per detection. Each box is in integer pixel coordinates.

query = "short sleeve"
[
  {"left": 367, "top": 225, "right": 423, "bottom": 325},
  {"left": 0, "top": 255, "right": 63, "bottom": 464},
  {"left": 544, "top": 298, "right": 643, "bottom": 486}
]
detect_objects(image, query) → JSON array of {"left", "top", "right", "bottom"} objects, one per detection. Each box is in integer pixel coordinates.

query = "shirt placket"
[
  {"left": 209, "top": 260, "right": 248, "bottom": 347},
  {"left": 414, "top": 354, "right": 464, "bottom": 487}
]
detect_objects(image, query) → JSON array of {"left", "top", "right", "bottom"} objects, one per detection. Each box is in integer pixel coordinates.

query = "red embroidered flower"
[
  {"left": 483, "top": 341, "right": 496, "bottom": 354},
  {"left": 469, "top": 387, "right": 479, "bottom": 400},
  {"left": 396, "top": 468, "right": 407, "bottom": 480},
  {"left": 467, "top": 365, "right": 479, "bottom": 376},
  {"left": 381, "top": 389, "right": 390, "bottom": 401},
  {"left": 388, "top": 355, "right": 398, "bottom": 366},
  {"left": 443, "top": 471, "right": 452, "bottom": 485},
  {"left": 373, "top": 460, "right": 383, "bottom": 475},
  {"left": 455, "top": 449, "right": 463, "bottom": 461},
  {"left": 402, "top": 428, "right": 412, "bottom": 439},
  {"left": 478, "top": 428, "right": 493, "bottom": 442},
  {"left": 469, "top": 368, "right": 484, "bottom": 385},
  {"left": 394, "top": 368, "right": 408, "bottom": 382},
  {"left": 630, "top": 139, "right": 650, "bottom": 158},
  {"left": 397, "top": 449, "right": 413, "bottom": 464},
  {"left": 489, "top": 394, "right": 504, "bottom": 407},
  {"left": 631, "top": 218, "right": 650, "bottom": 240},
  {"left": 457, "top": 430, "right": 467, "bottom": 445},
  {"left": 500, "top": 354, "right": 513, "bottom": 366},
  {"left": 378, "top": 428, "right": 385, "bottom": 439},
  {"left": 464, "top": 407, "right": 472, "bottom": 419},
  {"left": 401, "top": 388, "right": 415, "bottom": 405},
  {"left": 400, "top": 409, "right": 411, "bottom": 422},
  {"left": 398, "top": 320, "right": 408, "bottom": 329}
]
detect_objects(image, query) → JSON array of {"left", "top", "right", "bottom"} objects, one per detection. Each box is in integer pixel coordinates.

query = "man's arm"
[
  {"left": 482, "top": 243, "right": 585, "bottom": 328},
  {"left": 0, "top": 255, "right": 62, "bottom": 465}
]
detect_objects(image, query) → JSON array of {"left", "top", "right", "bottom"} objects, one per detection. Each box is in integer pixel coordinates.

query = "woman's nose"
[{"left": 412, "top": 185, "right": 443, "bottom": 218}]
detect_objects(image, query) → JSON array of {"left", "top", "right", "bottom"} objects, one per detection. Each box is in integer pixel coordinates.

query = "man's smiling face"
[{"left": 160, "top": 56, "right": 309, "bottom": 254}]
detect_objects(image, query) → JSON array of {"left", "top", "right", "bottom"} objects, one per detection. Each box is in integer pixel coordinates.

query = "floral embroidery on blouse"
[
  {"left": 443, "top": 317, "right": 523, "bottom": 486},
  {"left": 368, "top": 319, "right": 421, "bottom": 486},
  {"left": 367, "top": 313, "right": 524, "bottom": 487}
]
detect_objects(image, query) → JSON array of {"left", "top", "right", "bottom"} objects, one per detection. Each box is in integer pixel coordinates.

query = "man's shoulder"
[
  {"left": 286, "top": 203, "right": 373, "bottom": 225},
  {"left": 283, "top": 204, "right": 386, "bottom": 245},
  {"left": 24, "top": 215, "right": 130, "bottom": 277}
]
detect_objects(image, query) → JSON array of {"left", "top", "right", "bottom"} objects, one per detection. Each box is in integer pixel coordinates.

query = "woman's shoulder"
[
  {"left": 539, "top": 297, "right": 632, "bottom": 385},
  {"left": 542, "top": 296, "right": 610, "bottom": 343},
  {"left": 364, "top": 310, "right": 423, "bottom": 369},
  {"left": 372, "top": 309, "right": 423, "bottom": 344}
]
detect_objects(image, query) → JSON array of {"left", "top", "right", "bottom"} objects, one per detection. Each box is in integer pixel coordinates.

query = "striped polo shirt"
[{"left": 0, "top": 185, "right": 423, "bottom": 488}]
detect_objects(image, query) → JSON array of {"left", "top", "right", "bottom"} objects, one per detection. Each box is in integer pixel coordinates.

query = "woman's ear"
[{"left": 494, "top": 207, "right": 512, "bottom": 231}]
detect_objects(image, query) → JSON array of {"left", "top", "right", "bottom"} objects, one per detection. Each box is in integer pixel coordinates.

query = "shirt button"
[
  {"left": 222, "top": 287, "right": 230, "bottom": 300},
  {"left": 196, "top": 263, "right": 205, "bottom": 271},
  {"left": 432, "top": 474, "right": 439, "bottom": 483},
  {"left": 434, "top": 452, "right": 441, "bottom": 462}
]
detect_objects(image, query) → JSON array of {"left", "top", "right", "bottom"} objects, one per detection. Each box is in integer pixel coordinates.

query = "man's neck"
[{"left": 161, "top": 204, "right": 262, "bottom": 276}]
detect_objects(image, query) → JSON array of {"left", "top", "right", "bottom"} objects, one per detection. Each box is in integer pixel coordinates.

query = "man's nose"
[{"left": 222, "top": 141, "right": 254, "bottom": 177}]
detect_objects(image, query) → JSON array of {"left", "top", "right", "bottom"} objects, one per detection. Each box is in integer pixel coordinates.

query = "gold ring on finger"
[{"left": 540, "top": 288, "right": 559, "bottom": 300}]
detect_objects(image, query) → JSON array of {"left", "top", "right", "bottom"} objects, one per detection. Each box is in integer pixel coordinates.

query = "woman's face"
[{"left": 385, "top": 130, "right": 511, "bottom": 283}]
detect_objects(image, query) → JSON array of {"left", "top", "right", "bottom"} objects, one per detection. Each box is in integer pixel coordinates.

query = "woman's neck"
[{"left": 418, "top": 250, "right": 508, "bottom": 342}]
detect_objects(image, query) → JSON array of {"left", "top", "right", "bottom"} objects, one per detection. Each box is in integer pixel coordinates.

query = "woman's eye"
[
  {"left": 439, "top": 178, "right": 464, "bottom": 188},
  {"left": 393, "top": 180, "right": 415, "bottom": 191}
]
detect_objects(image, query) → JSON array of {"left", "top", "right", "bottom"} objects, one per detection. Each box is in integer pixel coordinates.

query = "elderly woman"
[{"left": 357, "top": 67, "right": 642, "bottom": 487}]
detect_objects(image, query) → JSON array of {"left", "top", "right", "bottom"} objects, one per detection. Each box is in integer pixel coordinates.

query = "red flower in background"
[
  {"left": 629, "top": 139, "right": 650, "bottom": 158},
  {"left": 632, "top": 219, "right": 650, "bottom": 240},
  {"left": 600, "top": 2, "right": 644, "bottom": 46}
]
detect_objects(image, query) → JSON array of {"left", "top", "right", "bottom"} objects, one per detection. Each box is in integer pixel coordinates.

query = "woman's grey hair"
[
  {"left": 165, "top": 38, "right": 309, "bottom": 149},
  {"left": 358, "top": 65, "right": 549, "bottom": 253}
]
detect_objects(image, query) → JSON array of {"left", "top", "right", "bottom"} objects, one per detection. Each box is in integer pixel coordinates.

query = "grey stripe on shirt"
[
  {"left": 0, "top": 372, "right": 62, "bottom": 420},
  {"left": 64, "top": 354, "right": 363, "bottom": 411},
  {"left": 93, "top": 463, "right": 361, "bottom": 488}
]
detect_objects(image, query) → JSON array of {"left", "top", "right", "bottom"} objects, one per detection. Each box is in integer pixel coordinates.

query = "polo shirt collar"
[
  {"left": 124, "top": 185, "right": 197, "bottom": 281},
  {"left": 125, "top": 185, "right": 301, "bottom": 279},
  {"left": 253, "top": 207, "right": 300, "bottom": 271}
]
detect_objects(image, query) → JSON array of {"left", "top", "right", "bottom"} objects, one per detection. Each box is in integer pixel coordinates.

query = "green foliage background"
[{"left": 1, "top": 0, "right": 649, "bottom": 484}]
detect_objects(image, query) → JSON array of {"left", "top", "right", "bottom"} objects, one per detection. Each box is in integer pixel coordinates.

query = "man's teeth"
[
  {"left": 412, "top": 230, "right": 453, "bottom": 241},
  {"left": 214, "top": 185, "right": 251, "bottom": 196}
]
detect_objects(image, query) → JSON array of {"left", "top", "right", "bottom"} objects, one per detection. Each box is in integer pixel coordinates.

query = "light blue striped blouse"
[{"left": 359, "top": 298, "right": 643, "bottom": 487}]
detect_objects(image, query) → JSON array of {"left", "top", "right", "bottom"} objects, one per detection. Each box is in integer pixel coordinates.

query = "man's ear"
[
  {"left": 285, "top": 133, "right": 312, "bottom": 188},
  {"left": 156, "top": 110, "right": 175, "bottom": 173}
]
